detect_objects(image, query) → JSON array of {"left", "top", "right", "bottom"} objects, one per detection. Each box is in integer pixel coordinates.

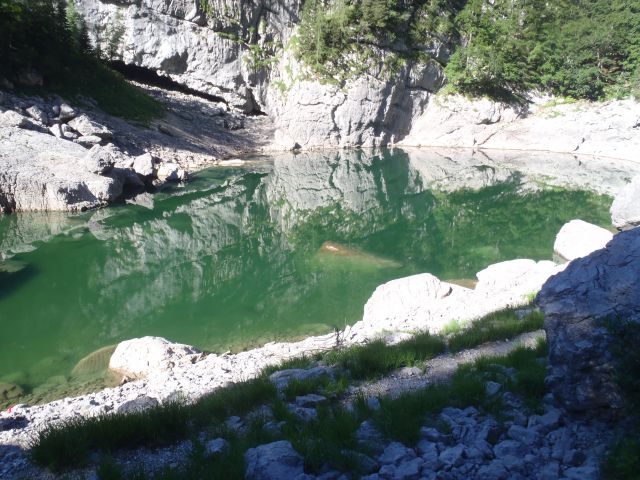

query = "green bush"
[{"left": 294, "top": 0, "right": 640, "bottom": 101}]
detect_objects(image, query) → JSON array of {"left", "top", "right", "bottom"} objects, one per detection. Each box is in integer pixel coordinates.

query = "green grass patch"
[
  {"left": 602, "top": 319, "right": 640, "bottom": 479},
  {"left": 282, "top": 374, "right": 348, "bottom": 401},
  {"left": 32, "top": 307, "right": 547, "bottom": 472},
  {"left": 374, "top": 341, "right": 547, "bottom": 443},
  {"left": 602, "top": 439, "right": 640, "bottom": 480},
  {"left": 31, "top": 377, "right": 277, "bottom": 471},
  {"left": 323, "top": 333, "right": 446, "bottom": 380},
  {"left": 261, "top": 355, "right": 314, "bottom": 377},
  {"left": 447, "top": 309, "right": 544, "bottom": 353}
]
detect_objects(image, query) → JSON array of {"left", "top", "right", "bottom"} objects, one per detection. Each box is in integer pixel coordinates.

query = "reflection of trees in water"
[{"left": 0, "top": 148, "right": 621, "bottom": 387}]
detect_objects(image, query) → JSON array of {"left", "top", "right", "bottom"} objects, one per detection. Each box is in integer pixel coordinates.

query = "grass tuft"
[
  {"left": 447, "top": 309, "right": 544, "bottom": 353},
  {"left": 323, "top": 333, "right": 446, "bottom": 380},
  {"left": 374, "top": 341, "right": 547, "bottom": 443}
]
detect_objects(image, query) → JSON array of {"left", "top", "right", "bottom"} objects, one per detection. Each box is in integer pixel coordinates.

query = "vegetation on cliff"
[
  {"left": 0, "top": 0, "right": 161, "bottom": 122},
  {"left": 295, "top": 0, "right": 640, "bottom": 101}
]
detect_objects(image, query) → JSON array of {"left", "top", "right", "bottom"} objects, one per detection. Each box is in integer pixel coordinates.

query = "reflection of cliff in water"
[
  {"left": 0, "top": 148, "right": 626, "bottom": 390},
  {"left": 79, "top": 150, "right": 429, "bottom": 343}
]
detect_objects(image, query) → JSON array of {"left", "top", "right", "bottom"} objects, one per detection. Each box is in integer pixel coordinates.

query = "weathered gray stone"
[
  {"left": 204, "top": 437, "right": 228, "bottom": 456},
  {"left": 438, "top": 444, "right": 464, "bottom": 469},
  {"left": 0, "top": 127, "right": 125, "bottom": 212},
  {"left": 507, "top": 425, "right": 538, "bottom": 446},
  {"left": 538, "top": 228, "right": 640, "bottom": 412},
  {"left": 75, "top": 135, "right": 103, "bottom": 147},
  {"left": 58, "top": 103, "right": 77, "bottom": 122},
  {"left": 476, "top": 460, "right": 509, "bottom": 480},
  {"left": 378, "top": 442, "right": 416, "bottom": 465},
  {"left": 295, "top": 393, "right": 327, "bottom": 408},
  {"left": 117, "top": 395, "right": 159, "bottom": 414},
  {"left": 611, "top": 175, "right": 640, "bottom": 230},
  {"left": 60, "top": 123, "right": 78, "bottom": 139},
  {"left": 244, "top": 440, "right": 305, "bottom": 480},
  {"left": 157, "top": 162, "right": 187, "bottom": 182},
  {"left": 403, "top": 95, "right": 640, "bottom": 162},
  {"left": 563, "top": 465, "right": 598, "bottom": 480},
  {"left": 485, "top": 381, "right": 502, "bottom": 396},
  {"left": 26, "top": 106, "right": 48, "bottom": 126},
  {"left": 68, "top": 114, "right": 113, "bottom": 139},
  {"left": 133, "top": 153, "right": 156, "bottom": 178},
  {"left": 393, "top": 457, "right": 423, "bottom": 480},
  {"left": 269, "top": 366, "right": 333, "bottom": 391},
  {"left": 553, "top": 219, "right": 612, "bottom": 261},
  {"left": 0, "top": 111, "right": 35, "bottom": 129}
]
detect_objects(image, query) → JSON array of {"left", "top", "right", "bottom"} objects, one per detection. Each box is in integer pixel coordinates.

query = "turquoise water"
[{"left": 0, "top": 148, "right": 613, "bottom": 404}]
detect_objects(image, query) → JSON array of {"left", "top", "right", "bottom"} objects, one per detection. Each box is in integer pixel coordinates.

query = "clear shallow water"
[{"left": 0, "top": 148, "right": 614, "bottom": 404}]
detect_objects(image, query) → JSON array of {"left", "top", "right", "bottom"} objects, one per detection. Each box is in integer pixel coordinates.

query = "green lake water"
[{"left": 0, "top": 148, "right": 614, "bottom": 405}]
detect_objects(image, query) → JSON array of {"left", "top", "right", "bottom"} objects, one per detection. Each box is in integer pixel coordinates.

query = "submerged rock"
[
  {"left": 317, "top": 241, "right": 402, "bottom": 268},
  {"left": 71, "top": 345, "right": 117, "bottom": 378},
  {"left": 0, "top": 383, "right": 23, "bottom": 402},
  {"left": 538, "top": 228, "right": 640, "bottom": 412},
  {"left": 553, "top": 219, "right": 613, "bottom": 261}
]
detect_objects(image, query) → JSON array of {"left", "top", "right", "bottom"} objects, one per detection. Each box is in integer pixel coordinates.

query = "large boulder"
[
  {"left": 537, "top": 229, "right": 640, "bottom": 412},
  {"left": 0, "top": 126, "right": 125, "bottom": 212},
  {"left": 109, "top": 336, "right": 201, "bottom": 379},
  {"left": 347, "top": 259, "right": 562, "bottom": 341},
  {"left": 611, "top": 175, "right": 640, "bottom": 230},
  {"left": 553, "top": 219, "right": 613, "bottom": 261},
  {"left": 244, "top": 440, "right": 305, "bottom": 480}
]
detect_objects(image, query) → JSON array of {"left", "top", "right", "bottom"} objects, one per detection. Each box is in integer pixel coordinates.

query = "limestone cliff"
[{"left": 73, "top": 0, "right": 446, "bottom": 149}]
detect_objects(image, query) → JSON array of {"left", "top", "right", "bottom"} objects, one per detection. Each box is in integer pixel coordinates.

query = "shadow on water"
[{"left": 0, "top": 264, "right": 38, "bottom": 301}]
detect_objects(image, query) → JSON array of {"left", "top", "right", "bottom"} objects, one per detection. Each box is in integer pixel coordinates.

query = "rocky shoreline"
[{"left": 0, "top": 207, "right": 626, "bottom": 477}]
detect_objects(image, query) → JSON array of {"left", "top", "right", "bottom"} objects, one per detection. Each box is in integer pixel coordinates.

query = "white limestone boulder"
[
  {"left": 349, "top": 259, "right": 563, "bottom": 342},
  {"left": 362, "top": 273, "right": 457, "bottom": 330},
  {"left": 132, "top": 153, "right": 156, "bottom": 178},
  {"left": 611, "top": 175, "right": 640, "bottom": 230},
  {"left": 67, "top": 114, "right": 113, "bottom": 139},
  {"left": 109, "top": 336, "right": 201, "bottom": 379},
  {"left": 553, "top": 219, "right": 613, "bottom": 261},
  {"left": 157, "top": 162, "right": 187, "bottom": 182}
]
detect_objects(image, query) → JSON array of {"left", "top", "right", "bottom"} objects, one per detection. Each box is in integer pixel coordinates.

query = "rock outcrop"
[
  {"left": 74, "top": 0, "right": 445, "bottom": 149},
  {"left": 402, "top": 95, "right": 640, "bottom": 161},
  {"left": 610, "top": 175, "right": 640, "bottom": 230},
  {"left": 0, "top": 91, "right": 197, "bottom": 213},
  {"left": 0, "top": 126, "right": 124, "bottom": 213},
  {"left": 538, "top": 228, "right": 640, "bottom": 412},
  {"left": 553, "top": 219, "right": 613, "bottom": 261}
]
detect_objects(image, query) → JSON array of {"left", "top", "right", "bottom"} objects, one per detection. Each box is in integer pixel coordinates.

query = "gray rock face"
[
  {"left": 0, "top": 127, "right": 125, "bottom": 213},
  {"left": 538, "top": 228, "right": 640, "bottom": 412},
  {"left": 611, "top": 175, "right": 640, "bottom": 230},
  {"left": 403, "top": 95, "right": 640, "bottom": 162},
  {"left": 244, "top": 440, "right": 305, "bottom": 480}
]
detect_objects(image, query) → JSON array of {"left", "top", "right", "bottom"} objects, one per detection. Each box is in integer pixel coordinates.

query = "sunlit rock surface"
[{"left": 553, "top": 219, "right": 613, "bottom": 261}]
